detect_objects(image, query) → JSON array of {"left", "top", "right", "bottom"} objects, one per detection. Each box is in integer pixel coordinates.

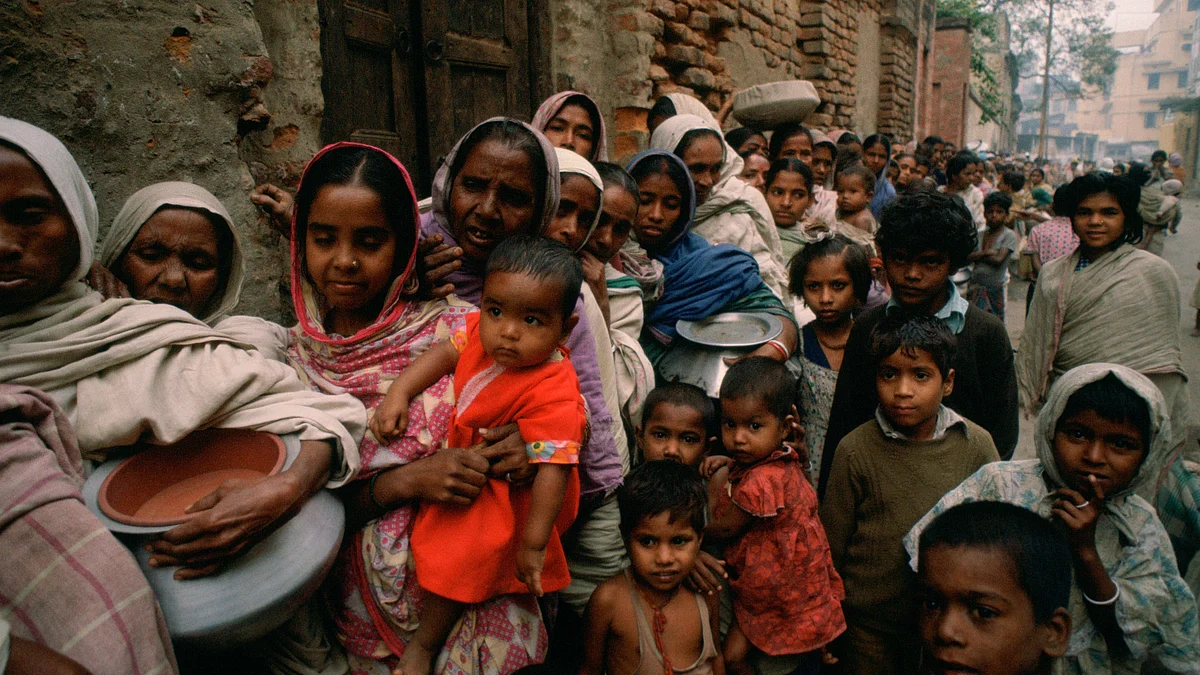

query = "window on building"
[
  {"left": 1185, "top": 43, "right": 1194, "bottom": 52},
  {"left": 1148, "top": 73, "right": 1161, "bottom": 89},
  {"left": 1190, "top": 0, "right": 1199, "bottom": 11},
  {"left": 1105, "top": 114, "right": 1113, "bottom": 129},
  {"left": 1181, "top": 71, "right": 1190, "bottom": 88},
  {"left": 1145, "top": 112, "right": 1158, "bottom": 128},
  {"left": 1069, "top": 99, "right": 1078, "bottom": 111}
]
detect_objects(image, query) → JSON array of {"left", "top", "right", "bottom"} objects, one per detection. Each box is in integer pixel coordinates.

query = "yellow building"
[{"left": 1076, "top": 0, "right": 1196, "bottom": 159}]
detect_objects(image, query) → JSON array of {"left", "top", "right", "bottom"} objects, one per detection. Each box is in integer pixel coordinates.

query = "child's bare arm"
[
  {"left": 705, "top": 466, "right": 754, "bottom": 541},
  {"left": 516, "top": 463, "right": 571, "bottom": 596},
  {"left": 580, "top": 578, "right": 617, "bottom": 675},
  {"left": 1051, "top": 479, "right": 1127, "bottom": 653},
  {"left": 369, "top": 339, "right": 460, "bottom": 441}
]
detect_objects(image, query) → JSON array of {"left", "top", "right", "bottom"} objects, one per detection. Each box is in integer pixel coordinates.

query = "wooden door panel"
[
  {"left": 318, "top": 0, "right": 421, "bottom": 183},
  {"left": 421, "top": 0, "right": 531, "bottom": 164}
]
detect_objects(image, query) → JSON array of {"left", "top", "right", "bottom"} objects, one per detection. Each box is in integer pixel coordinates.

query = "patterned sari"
[{"left": 286, "top": 143, "right": 546, "bottom": 675}]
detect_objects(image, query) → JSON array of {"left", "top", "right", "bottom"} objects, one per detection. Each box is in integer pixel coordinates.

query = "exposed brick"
[
  {"left": 688, "top": 11, "right": 711, "bottom": 31},
  {"left": 648, "top": 64, "right": 670, "bottom": 81},
  {"left": 649, "top": 0, "right": 676, "bottom": 21},
  {"left": 711, "top": 4, "right": 738, "bottom": 26},
  {"left": 665, "top": 44, "right": 707, "bottom": 66},
  {"left": 801, "top": 38, "right": 828, "bottom": 54},
  {"left": 675, "top": 3, "right": 691, "bottom": 21},
  {"left": 614, "top": 106, "right": 650, "bottom": 132},
  {"left": 678, "top": 66, "right": 716, "bottom": 90}
]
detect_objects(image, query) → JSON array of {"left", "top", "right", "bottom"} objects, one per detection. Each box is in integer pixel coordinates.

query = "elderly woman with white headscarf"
[
  {"left": 92, "top": 181, "right": 290, "bottom": 360},
  {"left": 0, "top": 116, "right": 365, "bottom": 672}
]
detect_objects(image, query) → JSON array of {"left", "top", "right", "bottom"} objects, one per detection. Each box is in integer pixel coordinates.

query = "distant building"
[{"left": 1073, "top": 0, "right": 1196, "bottom": 160}]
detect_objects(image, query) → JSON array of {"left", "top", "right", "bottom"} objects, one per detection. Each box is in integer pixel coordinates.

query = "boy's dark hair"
[
  {"left": 913, "top": 154, "right": 932, "bottom": 170},
  {"left": 1151, "top": 149, "right": 1167, "bottom": 162},
  {"left": 836, "top": 132, "right": 861, "bottom": 147},
  {"left": 1055, "top": 172, "right": 1143, "bottom": 245},
  {"left": 869, "top": 315, "right": 957, "bottom": 379},
  {"left": 767, "top": 123, "right": 813, "bottom": 161},
  {"left": 485, "top": 235, "right": 583, "bottom": 319},
  {"left": 788, "top": 233, "right": 873, "bottom": 306},
  {"left": 836, "top": 163, "right": 876, "bottom": 194},
  {"left": 946, "top": 151, "right": 980, "bottom": 180},
  {"left": 876, "top": 191, "right": 979, "bottom": 270},
  {"left": 618, "top": 460, "right": 708, "bottom": 540},
  {"left": 1001, "top": 171, "right": 1026, "bottom": 191},
  {"left": 764, "top": 158, "right": 813, "bottom": 193},
  {"left": 919, "top": 501, "right": 1073, "bottom": 623},
  {"left": 719, "top": 357, "right": 795, "bottom": 421},
  {"left": 983, "top": 191, "right": 1013, "bottom": 212},
  {"left": 922, "top": 135, "right": 946, "bottom": 147},
  {"left": 1059, "top": 373, "right": 1152, "bottom": 451},
  {"left": 594, "top": 161, "right": 639, "bottom": 197},
  {"left": 642, "top": 382, "right": 716, "bottom": 435}
]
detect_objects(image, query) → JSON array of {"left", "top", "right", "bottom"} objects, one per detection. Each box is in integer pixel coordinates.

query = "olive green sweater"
[{"left": 818, "top": 417, "right": 999, "bottom": 634}]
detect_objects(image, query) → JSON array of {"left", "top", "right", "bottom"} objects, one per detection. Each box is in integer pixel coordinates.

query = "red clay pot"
[{"left": 98, "top": 428, "right": 286, "bottom": 527}]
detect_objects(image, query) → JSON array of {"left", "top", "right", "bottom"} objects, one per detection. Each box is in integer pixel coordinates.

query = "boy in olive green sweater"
[{"left": 819, "top": 316, "right": 999, "bottom": 675}]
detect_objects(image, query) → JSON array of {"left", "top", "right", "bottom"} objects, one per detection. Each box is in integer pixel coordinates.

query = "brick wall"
[
  {"left": 554, "top": 0, "right": 934, "bottom": 161},
  {"left": 930, "top": 17, "right": 972, "bottom": 146}
]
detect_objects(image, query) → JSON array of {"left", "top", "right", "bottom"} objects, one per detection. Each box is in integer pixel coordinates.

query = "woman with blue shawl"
[
  {"left": 862, "top": 133, "right": 897, "bottom": 221},
  {"left": 625, "top": 150, "right": 798, "bottom": 369}
]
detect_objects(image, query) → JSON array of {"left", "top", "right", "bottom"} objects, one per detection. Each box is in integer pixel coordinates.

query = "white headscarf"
[
  {"left": 99, "top": 182, "right": 245, "bottom": 324},
  {"left": 554, "top": 147, "right": 604, "bottom": 252},
  {"left": 1036, "top": 363, "right": 1172, "bottom": 542},
  {"left": 0, "top": 116, "right": 98, "bottom": 281}
]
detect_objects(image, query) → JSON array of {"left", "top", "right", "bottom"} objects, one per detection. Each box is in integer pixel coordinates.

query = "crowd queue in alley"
[{"left": 1, "top": 85, "right": 1198, "bottom": 675}]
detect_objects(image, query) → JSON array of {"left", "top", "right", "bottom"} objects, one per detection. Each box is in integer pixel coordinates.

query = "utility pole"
[{"left": 1037, "top": 0, "right": 1055, "bottom": 159}]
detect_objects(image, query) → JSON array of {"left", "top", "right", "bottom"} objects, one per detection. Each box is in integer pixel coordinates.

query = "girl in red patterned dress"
[
  {"left": 371, "top": 235, "right": 587, "bottom": 675},
  {"left": 706, "top": 357, "right": 846, "bottom": 675}
]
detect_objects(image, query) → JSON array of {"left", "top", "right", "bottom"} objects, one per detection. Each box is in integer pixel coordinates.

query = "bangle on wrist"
[
  {"left": 1083, "top": 585, "right": 1120, "bottom": 605},
  {"left": 765, "top": 339, "right": 791, "bottom": 360},
  {"left": 368, "top": 472, "right": 388, "bottom": 512}
]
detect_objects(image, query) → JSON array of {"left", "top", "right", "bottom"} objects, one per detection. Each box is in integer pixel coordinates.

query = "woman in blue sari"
[{"left": 626, "top": 150, "right": 798, "bottom": 368}]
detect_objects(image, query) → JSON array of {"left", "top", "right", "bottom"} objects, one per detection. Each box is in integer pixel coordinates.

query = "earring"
[
  {"left": 350, "top": 259, "right": 360, "bottom": 270},
  {"left": 402, "top": 276, "right": 420, "bottom": 295}
]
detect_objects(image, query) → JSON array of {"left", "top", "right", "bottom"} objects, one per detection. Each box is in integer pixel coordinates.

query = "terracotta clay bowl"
[{"left": 98, "top": 428, "right": 286, "bottom": 527}]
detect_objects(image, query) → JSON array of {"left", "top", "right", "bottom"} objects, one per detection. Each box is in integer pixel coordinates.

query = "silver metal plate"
[{"left": 676, "top": 312, "right": 783, "bottom": 348}]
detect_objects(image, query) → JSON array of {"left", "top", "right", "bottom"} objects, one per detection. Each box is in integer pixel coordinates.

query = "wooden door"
[
  {"left": 318, "top": 0, "right": 422, "bottom": 177},
  {"left": 319, "top": 0, "right": 540, "bottom": 194},
  {"left": 418, "top": 0, "right": 532, "bottom": 166}
]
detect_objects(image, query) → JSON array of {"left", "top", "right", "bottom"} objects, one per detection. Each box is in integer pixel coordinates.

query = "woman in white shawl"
[
  {"left": 650, "top": 114, "right": 788, "bottom": 298},
  {"left": 1017, "top": 172, "right": 1192, "bottom": 473},
  {"left": 92, "top": 181, "right": 290, "bottom": 360},
  {"left": 0, "top": 116, "right": 364, "bottom": 580}
]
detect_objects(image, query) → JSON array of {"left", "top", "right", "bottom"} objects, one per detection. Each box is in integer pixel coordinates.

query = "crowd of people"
[{"left": 0, "top": 88, "right": 1197, "bottom": 675}]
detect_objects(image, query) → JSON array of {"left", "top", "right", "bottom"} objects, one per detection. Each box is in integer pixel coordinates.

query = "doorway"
[{"left": 317, "top": 0, "right": 547, "bottom": 194}]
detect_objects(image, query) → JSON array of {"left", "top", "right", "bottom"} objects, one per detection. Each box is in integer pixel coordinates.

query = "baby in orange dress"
[
  {"left": 371, "top": 235, "right": 586, "bottom": 675},
  {"left": 706, "top": 357, "right": 846, "bottom": 675}
]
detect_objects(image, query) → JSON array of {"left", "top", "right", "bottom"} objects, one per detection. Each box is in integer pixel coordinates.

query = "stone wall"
[
  {"left": 550, "top": 0, "right": 935, "bottom": 161},
  {"left": 0, "top": 0, "right": 323, "bottom": 321}
]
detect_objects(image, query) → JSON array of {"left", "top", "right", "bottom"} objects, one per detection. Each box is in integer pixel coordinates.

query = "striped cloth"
[{"left": 0, "top": 385, "right": 176, "bottom": 675}]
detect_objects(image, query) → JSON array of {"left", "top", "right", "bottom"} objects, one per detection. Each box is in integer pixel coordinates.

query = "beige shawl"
[
  {"left": 98, "top": 181, "right": 290, "bottom": 360},
  {"left": 0, "top": 120, "right": 363, "bottom": 483},
  {"left": 1018, "top": 244, "right": 1190, "bottom": 456}
]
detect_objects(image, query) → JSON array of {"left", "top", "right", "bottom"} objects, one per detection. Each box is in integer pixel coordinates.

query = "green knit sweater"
[{"left": 818, "top": 417, "right": 999, "bottom": 634}]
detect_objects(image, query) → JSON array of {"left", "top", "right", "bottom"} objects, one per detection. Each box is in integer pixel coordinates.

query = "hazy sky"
[{"left": 1108, "top": 0, "right": 1158, "bottom": 30}]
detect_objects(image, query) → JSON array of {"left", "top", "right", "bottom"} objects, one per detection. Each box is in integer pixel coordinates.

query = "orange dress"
[{"left": 410, "top": 312, "right": 585, "bottom": 604}]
